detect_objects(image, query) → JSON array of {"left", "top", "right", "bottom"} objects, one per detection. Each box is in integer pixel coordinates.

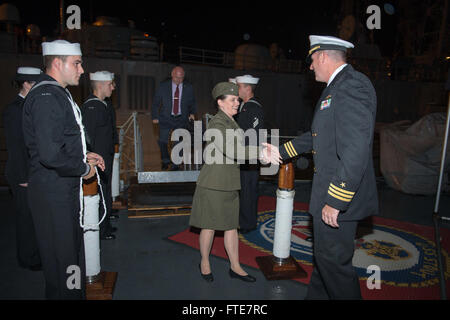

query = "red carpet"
[{"left": 168, "top": 196, "right": 450, "bottom": 299}]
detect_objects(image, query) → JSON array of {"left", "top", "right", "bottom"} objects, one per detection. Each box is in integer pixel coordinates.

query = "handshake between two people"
[
  {"left": 81, "top": 145, "right": 282, "bottom": 180},
  {"left": 83, "top": 152, "right": 106, "bottom": 180},
  {"left": 260, "top": 143, "right": 282, "bottom": 166}
]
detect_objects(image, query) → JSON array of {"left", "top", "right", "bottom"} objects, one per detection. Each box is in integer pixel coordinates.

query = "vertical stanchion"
[
  {"left": 432, "top": 90, "right": 450, "bottom": 300},
  {"left": 133, "top": 112, "right": 138, "bottom": 173},
  {"left": 111, "top": 144, "right": 120, "bottom": 201},
  {"left": 255, "top": 161, "right": 307, "bottom": 280},
  {"left": 83, "top": 179, "right": 101, "bottom": 283},
  {"left": 83, "top": 178, "right": 118, "bottom": 300}
]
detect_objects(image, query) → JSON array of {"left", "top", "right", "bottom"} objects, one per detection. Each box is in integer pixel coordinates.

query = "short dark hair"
[
  {"left": 43, "top": 55, "right": 68, "bottom": 71},
  {"left": 90, "top": 80, "right": 99, "bottom": 92},
  {"left": 247, "top": 83, "right": 257, "bottom": 93},
  {"left": 13, "top": 80, "right": 25, "bottom": 90},
  {"left": 13, "top": 80, "right": 36, "bottom": 90},
  {"left": 214, "top": 95, "right": 227, "bottom": 108}
]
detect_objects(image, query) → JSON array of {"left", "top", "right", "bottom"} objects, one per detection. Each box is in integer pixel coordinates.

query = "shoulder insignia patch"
[{"left": 253, "top": 117, "right": 259, "bottom": 128}]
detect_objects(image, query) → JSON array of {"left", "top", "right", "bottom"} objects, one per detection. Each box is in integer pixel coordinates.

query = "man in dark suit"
[
  {"left": 151, "top": 66, "right": 197, "bottom": 170},
  {"left": 3, "top": 67, "right": 42, "bottom": 271},
  {"left": 264, "top": 35, "right": 378, "bottom": 299}
]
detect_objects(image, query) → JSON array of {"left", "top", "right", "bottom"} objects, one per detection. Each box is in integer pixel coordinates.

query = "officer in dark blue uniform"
[
  {"left": 272, "top": 35, "right": 378, "bottom": 299},
  {"left": 234, "top": 75, "right": 264, "bottom": 233},
  {"left": 81, "top": 71, "right": 117, "bottom": 240},
  {"left": 3, "top": 67, "right": 42, "bottom": 270},
  {"left": 23, "top": 40, "right": 104, "bottom": 299}
]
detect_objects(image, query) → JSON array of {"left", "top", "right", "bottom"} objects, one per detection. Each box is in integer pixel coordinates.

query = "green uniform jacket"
[{"left": 196, "top": 109, "right": 259, "bottom": 191}]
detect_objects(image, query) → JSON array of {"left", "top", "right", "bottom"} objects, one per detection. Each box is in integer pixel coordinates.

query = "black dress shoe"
[
  {"left": 199, "top": 264, "right": 213, "bottom": 282},
  {"left": 101, "top": 233, "right": 116, "bottom": 240},
  {"left": 229, "top": 269, "right": 256, "bottom": 282},
  {"left": 162, "top": 163, "right": 169, "bottom": 170}
]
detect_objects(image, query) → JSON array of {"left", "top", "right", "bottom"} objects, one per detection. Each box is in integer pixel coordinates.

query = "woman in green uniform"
[{"left": 189, "top": 82, "right": 259, "bottom": 282}]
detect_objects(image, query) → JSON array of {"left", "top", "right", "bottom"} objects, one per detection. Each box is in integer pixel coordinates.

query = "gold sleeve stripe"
[
  {"left": 284, "top": 143, "right": 294, "bottom": 158},
  {"left": 284, "top": 142, "right": 294, "bottom": 158},
  {"left": 284, "top": 142, "right": 296, "bottom": 158},
  {"left": 330, "top": 183, "right": 355, "bottom": 195},
  {"left": 287, "top": 141, "right": 298, "bottom": 156},
  {"left": 328, "top": 185, "right": 353, "bottom": 199},
  {"left": 328, "top": 190, "right": 352, "bottom": 202},
  {"left": 283, "top": 143, "right": 294, "bottom": 158}
]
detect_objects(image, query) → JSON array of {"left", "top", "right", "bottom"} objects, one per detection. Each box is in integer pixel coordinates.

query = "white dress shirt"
[
  {"left": 327, "top": 64, "right": 348, "bottom": 87},
  {"left": 172, "top": 82, "right": 183, "bottom": 115}
]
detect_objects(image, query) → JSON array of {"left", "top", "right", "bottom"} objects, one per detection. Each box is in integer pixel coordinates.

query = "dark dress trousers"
[
  {"left": 23, "top": 74, "right": 89, "bottom": 299},
  {"left": 279, "top": 65, "right": 378, "bottom": 299},
  {"left": 81, "top": 94, "right": 115, "bottom": 237},
  {"left": 151, "top": 80, "right": 197, "bottom": 166},
  {"left": 3, "top": 95, "right": 41, "bottom": 269},
  {"left": 234, "top": 98, "right": 264, "bottom": 230}
]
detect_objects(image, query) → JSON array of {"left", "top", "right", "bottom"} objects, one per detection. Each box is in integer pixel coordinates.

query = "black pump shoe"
[
  {"left": 229, "top": 269, "right": 256, "bottom": 282},
  {"left": 199, "top": 264, "right": 214, "bottom": 282}
]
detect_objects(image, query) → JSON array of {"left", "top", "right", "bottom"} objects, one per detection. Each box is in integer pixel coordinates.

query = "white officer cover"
[{"left": 309, "top": 35, "right": 354, "bottom": 49}]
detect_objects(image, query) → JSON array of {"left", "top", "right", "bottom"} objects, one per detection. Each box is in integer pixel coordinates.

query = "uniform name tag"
[{"left": 320, "top": 97, "right": 331, "bottom": 110}]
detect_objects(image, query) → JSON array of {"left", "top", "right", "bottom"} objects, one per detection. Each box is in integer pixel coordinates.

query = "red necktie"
[{"left": 173, "top": 85, "right": 180, "bottom": 115}]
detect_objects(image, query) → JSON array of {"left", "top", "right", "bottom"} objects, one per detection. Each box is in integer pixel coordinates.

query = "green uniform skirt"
[{"left": 189, "top": 185, "right": 239, "bottom": 231}]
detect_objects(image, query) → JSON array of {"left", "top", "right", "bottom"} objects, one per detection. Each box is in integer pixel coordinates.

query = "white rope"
[
  {"left": 29, "top": 81, "right": 107, "bottom": 228},
  {"left": 66, "top": 92, "right": 107, "bottom": 229},
  {"left": 84, "top": 166, "right": 108, "bottom": 228}
]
